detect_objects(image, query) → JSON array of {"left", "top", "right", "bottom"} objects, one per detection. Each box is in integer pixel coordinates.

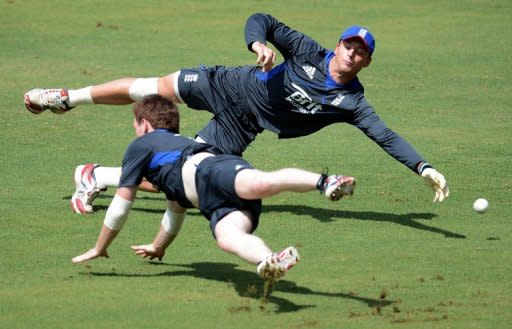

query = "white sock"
[
  {"left": 67, "top": 86, "right": 93, "bottom": 107},
  {"left": 94, "top": 166, "right": 122, "bottom": 187}
]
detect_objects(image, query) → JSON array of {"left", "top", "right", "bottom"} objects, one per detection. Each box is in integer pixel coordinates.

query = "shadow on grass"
[
  {"left": 68, "top": 195, "right": 465, "bottom": 238},
  {"left": 264, "top": 204, "right": 466, "bottom": 239},
  {"left": 64, "top": 193, "right": 168, "bottom": 214},
  {"left": 85, "top": 261, "right": 395, "bottom": 313}
]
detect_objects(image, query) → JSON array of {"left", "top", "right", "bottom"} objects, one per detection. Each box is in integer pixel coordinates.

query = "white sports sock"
[
  {"left": 67, "top": 86, "right": 93, "bottom": 106},
  {"left": 94, "top": 166, "right": 122, "bottom": 187}
]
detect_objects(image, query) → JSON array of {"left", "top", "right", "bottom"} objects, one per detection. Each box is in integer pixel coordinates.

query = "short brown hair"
[{"left": 133, "top": 95, "right": 180, "bottom": 133}]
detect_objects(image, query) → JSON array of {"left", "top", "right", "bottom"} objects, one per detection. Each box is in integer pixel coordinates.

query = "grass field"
[{"left": 1, "top": 1, "right": 511, "bottom": 328}]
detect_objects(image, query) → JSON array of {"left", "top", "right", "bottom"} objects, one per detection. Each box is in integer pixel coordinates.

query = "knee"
[
  {"left": 128, "top": 78, "right": 159, "bottom": 101},
  {"left": 159, "top": 72, "right": 181, "bottom": 103},
  {"left": 245, "top": 179, "right": 274, "bottom": 199},
  {"left": 215, "top": 231, "right": 234, "bottom": 253}
]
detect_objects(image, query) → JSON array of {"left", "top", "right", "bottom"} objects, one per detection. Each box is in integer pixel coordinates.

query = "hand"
[
  {"left": 131, "top": 244, "right": 165, "bottom": 261},
  {"left": 421, "top": 168, "right": 450, "bottom": 202},
  {"left": 72, "top": 248, "right": 109, "bottom": 264},
  {"left": 251, "top": 41, "right": 276, "bottom": 72}
]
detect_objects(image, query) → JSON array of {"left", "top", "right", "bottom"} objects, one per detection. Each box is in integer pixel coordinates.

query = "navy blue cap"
[{"left": 340, "top": 26, "right": 376, "bottom": 56}]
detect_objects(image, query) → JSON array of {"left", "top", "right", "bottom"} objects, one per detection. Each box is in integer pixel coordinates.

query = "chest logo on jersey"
[
  {"left": 331, "top": 94, "right": 345, "bottom": 106},
  {"left": 285, "top": 83, "right": 323, "bottom": 114}
]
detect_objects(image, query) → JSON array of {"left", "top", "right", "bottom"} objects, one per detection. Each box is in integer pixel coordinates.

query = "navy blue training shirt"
[
  {"left": 238, "top": 13, "right": 424, "bottom": 172},
  {"left": 119, "top": 129, "right": 219, "bottom": 208}
]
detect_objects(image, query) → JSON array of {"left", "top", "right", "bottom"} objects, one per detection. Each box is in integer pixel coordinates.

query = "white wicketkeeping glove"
[{"left": 421, "top": 168, "right": 449, "bottom": 203}]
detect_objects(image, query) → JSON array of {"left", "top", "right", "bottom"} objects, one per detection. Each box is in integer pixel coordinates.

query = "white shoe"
[
  {"left": 70, "top": 164, "right": 106, "bottom": 214},
  {"left": 24, "top": 88, "right": 73, "bottom": 114},
  {"left": 322, "top": 175, "right": 356, "bottom": 201},
  {"left": 257, "top": 246, "right": 300, "bottom": 281}
]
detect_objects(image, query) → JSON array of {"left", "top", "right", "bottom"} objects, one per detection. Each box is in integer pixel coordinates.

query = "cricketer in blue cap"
[{"left": 340, "top": 25, "right": 376, "bottom": 56}]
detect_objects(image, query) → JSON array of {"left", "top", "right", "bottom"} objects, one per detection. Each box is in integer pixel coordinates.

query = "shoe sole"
[
  {"left": 70, "top": 195, "right": 90, "bottom": 214},
  {"left": 328, "top": 178, "right": 356, "bottom": 201},
  {"left": 70, "top": 165, "right": 94, "bottom": 214},
  {"left": 258, "top": 247, "right": 300, "bottom": 280},
  {"left": 276, "top": 246, "right": 300, "bottom": 270}
]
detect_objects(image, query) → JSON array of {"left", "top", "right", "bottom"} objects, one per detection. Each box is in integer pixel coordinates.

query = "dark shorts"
[
  {"left": 177, "top": 66, "right": 263, "bottom": 156},
  {"left": 195, "top": 155, "right": 262, "bottom": 236}
]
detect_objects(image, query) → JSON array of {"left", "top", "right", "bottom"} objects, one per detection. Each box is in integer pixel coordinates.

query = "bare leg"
[
  {"left": 214, "top": 211, "right": 272, "bottom": 264},
  {"left": 214, "top": 210, "right": 300, "bottom": 282},
  {"left": 68, "top": 72, "right": 181, "bottom": 106},
  {"left": 25, "top": 72, "right": 179, "bottom": 114},
  {"left": 90, "top": 78, "right": 137, "bottom": 104},
  {"left": 235, "top": 168, "right": 321, "bottom": 200}
]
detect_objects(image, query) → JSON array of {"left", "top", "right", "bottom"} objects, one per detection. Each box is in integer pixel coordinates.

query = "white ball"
[{"left": 473, "top": 198, "right": 489, "bottom": 213}]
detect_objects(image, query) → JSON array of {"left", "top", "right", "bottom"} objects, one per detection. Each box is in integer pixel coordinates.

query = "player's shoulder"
[
  {"left": 295, "top": 41, "right": 328, "bottom": 57},
  {"left": 127, "top": 130, "right": 173, "bottom": 150},
  {"left": 286, "top": 47, "right": 330, "bottom": 76},
  {"left": 125, "top": 136, "right": 151, "bottom": 157}
]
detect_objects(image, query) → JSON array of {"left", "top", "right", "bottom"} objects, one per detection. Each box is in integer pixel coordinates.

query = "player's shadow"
[
  {"left": 66, "top": 195, "right": 465, "bottom": 238},
  {"left": 85, "top": 261, "right": 395, "bottom": 313},
  {"left": 64, "top": 193, "right": 167, "bottom": 214},
  {"left": 263, "top": 204, "right": 466, "bottom": 239}
]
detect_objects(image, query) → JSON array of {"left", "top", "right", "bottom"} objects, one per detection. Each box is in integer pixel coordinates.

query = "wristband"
[{"left": 417, "top": 162, "right": 432, "bottom": 175}]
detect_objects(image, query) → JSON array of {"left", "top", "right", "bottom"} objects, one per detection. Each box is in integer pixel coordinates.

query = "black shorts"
[
  {"left": 177, "top": 66, "right": 263, "bottom": 155},
  {"left": 195, "top": 155, "right": 262, "bottom": 236}
]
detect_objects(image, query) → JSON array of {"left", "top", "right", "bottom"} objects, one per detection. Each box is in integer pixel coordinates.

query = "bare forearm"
[
  {"left": 153, "top": 225, "right": 177, "bottom": 251},
  {"left": 71, "top": 224, "right": 119, "bottom": 263},
  {"left": 95, "top": 224, "right": 120, "bottom": 252}
]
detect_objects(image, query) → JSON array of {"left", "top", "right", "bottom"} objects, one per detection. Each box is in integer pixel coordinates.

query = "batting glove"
[{"left": 421, "top": 167, "right": 450, "bottom": 203}]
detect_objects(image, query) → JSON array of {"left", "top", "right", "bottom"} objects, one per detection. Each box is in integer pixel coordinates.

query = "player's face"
[{"left": 334, "top": 38, "right": 371, "bottom": 74}]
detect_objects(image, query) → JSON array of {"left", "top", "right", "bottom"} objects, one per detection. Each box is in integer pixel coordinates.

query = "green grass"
[{"left": 1, "top": 0, "right": 511, "bottom": 328}]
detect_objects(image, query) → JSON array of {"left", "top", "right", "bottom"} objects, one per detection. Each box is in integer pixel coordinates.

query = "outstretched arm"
[
  {"left": 131, "top": 201, "right": 186, "bottom": 261},
  {"left": 244, "top": 13, "right": 322, "bottom": 71},
  {"left": 354, "top": 103, "right": 449, "bottom": 202},
  {"left": 72, "top": 187, "right": 137, "bottom": 263}
]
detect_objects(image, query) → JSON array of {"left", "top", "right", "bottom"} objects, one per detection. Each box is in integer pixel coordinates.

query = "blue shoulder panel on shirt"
[
  {"left": 255, "top": 62, "right": 287, "bottom": 81},
  {"left": 149, "top": 151, "right": 182, "bottom": 169}
]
